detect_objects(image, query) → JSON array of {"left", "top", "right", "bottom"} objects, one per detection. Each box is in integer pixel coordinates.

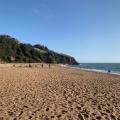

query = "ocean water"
[{"left": 69, "top": 63, "right": 120, "bottom": 75}]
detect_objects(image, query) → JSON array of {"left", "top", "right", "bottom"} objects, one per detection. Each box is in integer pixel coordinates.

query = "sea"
[{"left": 68, "top": 63, "right": 120, "bottom": 75}]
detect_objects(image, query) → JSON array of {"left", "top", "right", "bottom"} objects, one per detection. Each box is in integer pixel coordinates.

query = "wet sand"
[{"left": 0, "top": 63, "right": 120, "bottom": 120}]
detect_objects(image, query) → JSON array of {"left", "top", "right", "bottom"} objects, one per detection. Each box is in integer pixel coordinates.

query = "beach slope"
[{"left": 0, "top": 64, "right": 119, "bottom": 120}]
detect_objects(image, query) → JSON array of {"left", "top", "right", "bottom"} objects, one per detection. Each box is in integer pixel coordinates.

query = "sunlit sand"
[{"left": 0, "top": 64, "right": 119, "bottom": 120}]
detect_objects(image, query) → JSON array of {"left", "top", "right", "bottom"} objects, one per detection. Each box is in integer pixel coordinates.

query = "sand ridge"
[{"left": 0, "top": 63, "right": 120, "bottom": 120}]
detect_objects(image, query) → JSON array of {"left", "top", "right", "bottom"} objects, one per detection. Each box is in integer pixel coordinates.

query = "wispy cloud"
[
  {"left": 32, "top": 7, "right": 55, "bottom": 19},
  {"left": 32, "top": 3, "right": 47, "bottom": 14},
  {"left": 44, "top": 13, "right": 54, "bottom": 19},
  {"left": 39, "top": 3, "right": 47, "bottom": 8},
  {"left": 33, "top": 8, "right": 39, "bottom": 14}
]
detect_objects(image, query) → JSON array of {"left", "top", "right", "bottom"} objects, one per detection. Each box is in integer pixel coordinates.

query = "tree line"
[{"left": 0, "top": 35, "right": 78, "bottom": 64}]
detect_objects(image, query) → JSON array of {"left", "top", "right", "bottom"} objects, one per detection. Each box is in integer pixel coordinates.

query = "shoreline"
[
  {"left": 63, "top": 64, "right": 120, "bottom": 76},
  {"left": 2, "top": 63, "right": 120, "bottom": 76}
]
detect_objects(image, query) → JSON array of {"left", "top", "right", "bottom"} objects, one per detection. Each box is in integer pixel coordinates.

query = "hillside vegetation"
[{"left": 0, "top": 35, "right": 78, "bottom": 64}]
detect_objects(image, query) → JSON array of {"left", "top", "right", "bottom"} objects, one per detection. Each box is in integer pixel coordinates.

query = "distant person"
[
  {"left": 28, "top": 58, "right": 32, "bottom": 68},
  {"left": 41, "top": 64, "right": 43, "bottom": 68},
  {"left": 49, "top": 64, "right": 51, "bottom": 69},
  {"left": 29, "top": 63, "right": 32, "bottom": 68},
  {"left": 108, "top": 70, "right": 111, "bottom": 73}
]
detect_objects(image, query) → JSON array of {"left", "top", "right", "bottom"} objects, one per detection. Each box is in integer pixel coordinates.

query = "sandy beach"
[{"left": 0, "top": 63, "right": 120, "bottom": 120}]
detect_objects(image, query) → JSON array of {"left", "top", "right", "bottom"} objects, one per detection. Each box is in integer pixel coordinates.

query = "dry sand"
[{"left": 0, "top": 63, "right": 120, "bottom": 120}]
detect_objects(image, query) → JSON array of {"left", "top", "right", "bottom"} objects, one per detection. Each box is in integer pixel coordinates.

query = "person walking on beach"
[
  {"left": 41, "top": 64, "right": 43, "bottom": 68},
  {"left": 108, "top": 69, "right": 111, "bottom": 73},
  {"left": 29, "top": 58, "right": 32, "bottom": 67},
  {"left": 49, "top": 64, "right": 51, "bottom": 69}
]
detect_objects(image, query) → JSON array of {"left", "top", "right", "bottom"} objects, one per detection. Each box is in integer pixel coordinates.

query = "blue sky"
[{"left": 0, "top": 0, "right": 120, "bottom": 62}]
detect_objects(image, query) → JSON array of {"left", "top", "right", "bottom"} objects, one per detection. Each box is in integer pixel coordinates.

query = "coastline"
[{"left": 64, "top": 64, "right": 120, "bottom": 76}]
